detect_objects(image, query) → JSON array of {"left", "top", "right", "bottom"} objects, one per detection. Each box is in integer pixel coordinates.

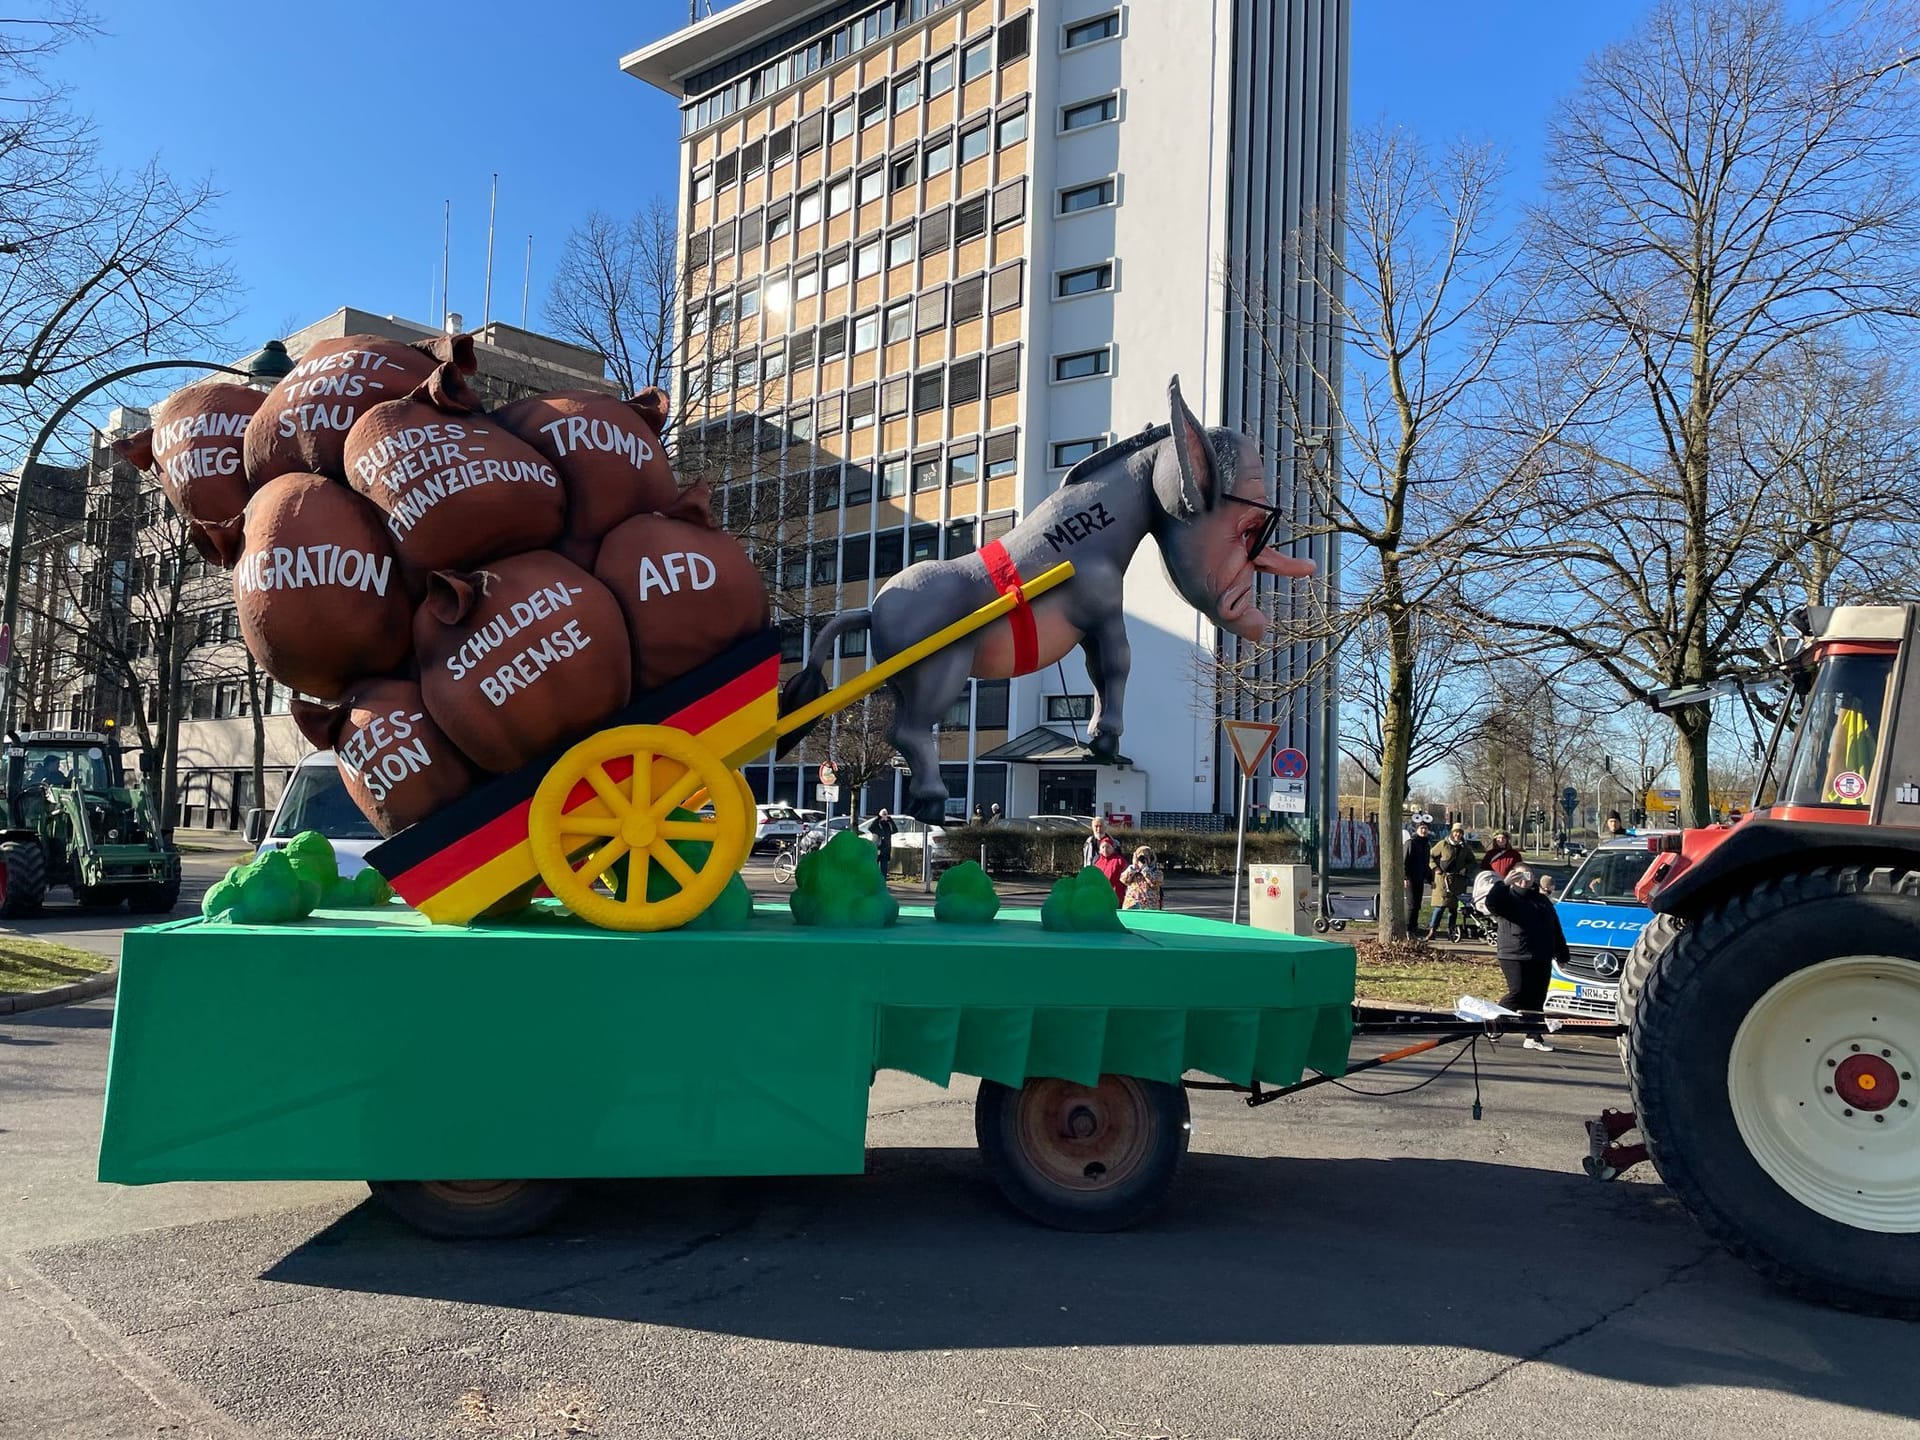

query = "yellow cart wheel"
[
  {"left": 529, "top": 724, "right": 746, "bottom": 932},
  {"left": 731, "top": 769, "right": 758, "bottom": 874}
]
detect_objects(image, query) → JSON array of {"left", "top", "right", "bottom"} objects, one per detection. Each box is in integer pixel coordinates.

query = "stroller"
[
  {"left": 1457, "top": 870, "right": 1497, "bottom": 943},
  {"left": 1310, "top": 888, "right": 1377, "bottom": 933}
]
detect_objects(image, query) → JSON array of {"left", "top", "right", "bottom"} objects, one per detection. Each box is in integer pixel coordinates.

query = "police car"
[{"left": 1545, "top": 832, "right": 1677, "bottom": 1018}]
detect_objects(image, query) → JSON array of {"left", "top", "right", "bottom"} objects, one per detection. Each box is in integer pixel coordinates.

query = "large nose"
[{"left": 1253, "top": 549, "right": 1317, "bottom": 577}]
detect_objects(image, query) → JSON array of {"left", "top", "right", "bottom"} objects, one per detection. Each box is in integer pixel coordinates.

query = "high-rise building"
[{"left": 623, "top": 0, "right": 1346, "bottom": 823}]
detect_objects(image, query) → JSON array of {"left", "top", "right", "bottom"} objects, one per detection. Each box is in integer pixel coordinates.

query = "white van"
[{"left": 243, "top": 752, "right": 380, "bottom": 879}]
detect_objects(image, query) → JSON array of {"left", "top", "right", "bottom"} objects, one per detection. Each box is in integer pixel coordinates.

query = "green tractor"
[{"left": 0, "top": 730, "right": 181, "bottom": 917}]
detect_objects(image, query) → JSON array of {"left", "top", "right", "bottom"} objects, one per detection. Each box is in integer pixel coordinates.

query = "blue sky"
[{"left": 46, "top": 0, "right": 1649, "bottom": 363}]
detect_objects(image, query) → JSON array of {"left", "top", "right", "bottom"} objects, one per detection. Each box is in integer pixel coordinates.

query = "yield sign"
[{"left": 1222, "top": 719, "right": 1281, "bottom": 777}]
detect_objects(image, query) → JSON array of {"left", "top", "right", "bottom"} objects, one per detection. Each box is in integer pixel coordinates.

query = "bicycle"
[{"left": 771, "top": 829, "right": 824, "bottom": 884}]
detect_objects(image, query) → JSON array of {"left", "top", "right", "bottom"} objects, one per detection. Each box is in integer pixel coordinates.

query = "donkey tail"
[{"left": 775, "top": 609, "right": 872, "bottom": 755}]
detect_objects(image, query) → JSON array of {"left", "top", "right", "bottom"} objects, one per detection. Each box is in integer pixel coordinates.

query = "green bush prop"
[
  {"left": 790, "top": 829, "right": 899, "bottom": 929},
  {"left": 934, "top": 860, "right": 1000, "bottom": 924},
  {"left": 1041, "top": 867, "right": 1125, "bottom": 933}
]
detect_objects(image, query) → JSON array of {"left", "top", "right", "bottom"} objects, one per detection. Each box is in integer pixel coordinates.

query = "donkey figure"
[{"left": 780, "top": 376, "right": 1315, "bottom": 822}]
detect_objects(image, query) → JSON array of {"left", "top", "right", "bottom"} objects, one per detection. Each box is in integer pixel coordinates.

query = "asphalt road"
[{"left": 5, "top": 991, "right": 1917, "bottom": 1439}]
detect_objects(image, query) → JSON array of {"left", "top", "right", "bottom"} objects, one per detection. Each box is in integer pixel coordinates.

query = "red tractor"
[{"left": 1606, "top": 604, "right": 1919, "bottom": 1316}]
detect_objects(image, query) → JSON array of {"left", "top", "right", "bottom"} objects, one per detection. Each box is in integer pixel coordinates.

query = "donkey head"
[{"left": 1150, "top": 376, "right": 1316, "bottom": 640}]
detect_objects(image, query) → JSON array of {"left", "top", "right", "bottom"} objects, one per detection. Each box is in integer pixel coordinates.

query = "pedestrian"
[
  {"left": 971, "top": 803, "right": 984, "bottom": 825},
  {"left": 1120, "top": 844, "right": 1164, "bottom": 911},
  {"left": 988, "top": 802, "right": 1003, "bottom": 825},
  {"left": 1553, "top": 827, "right": 1568, "bottom": 859},
  {"left": 1482, "top": 865, "right": 1569, "bottom": 1051},
  {"left": 1538, "top": 872, "right": 1558, "bottom": 900},
  {"left": 1425, "top": 822, "right": 1477, "bottom": 942},
  {"left": 1093, "top": 834, "right": 1128, "bottom": 903},
  {"left": 1603, "top": 811, "right": 1627, "bottom": 838},
  {"left": 1484, "top": 829, "right": 1523, "bottom": 878},
  {"left": 871, "top": 807, "right": 896, "bottom": 872},
  {"left": 1081, "top": 815, "right": 1111, "bottom": 868},
  {"left": 1402, "top": 820, "right": 1433, "bottom": 934}
]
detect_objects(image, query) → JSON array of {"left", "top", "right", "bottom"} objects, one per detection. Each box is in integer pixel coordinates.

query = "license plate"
[{"left": 1577, "top": 983, "right": 1619, "bottom": 1003}]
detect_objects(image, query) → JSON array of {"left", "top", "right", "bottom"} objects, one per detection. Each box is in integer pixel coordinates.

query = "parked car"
[
  {"left": 1545, "top": 832, "right": 1677, "bottom": 1019},
  {"left": 242, "top": 752, "right": 378, "bottom": 879},
  {"left": 1024, "top": 814, "right": 1096, "bottom": 833},
  {"left": 861, "top": 814, "right": 948, "bottom": 863},
  {"left": 753, "top": 803, "right": 807, "bottom": 852}
]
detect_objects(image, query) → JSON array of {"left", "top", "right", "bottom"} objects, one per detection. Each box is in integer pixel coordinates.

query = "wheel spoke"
[
  {"left": 572, "top": 835, "right": 628, "bottom": 883},
  {"left": 630, "top": 749, "right": 652, "bottom": 814},
  {"left": 646, "top": 763, "right": 701, "bottom": 821},
  {"left": 651, "top": 839, "right": 699, "bottom": 892},
  {"left": 557, "top": 812, "right": 621, "bottom": 838},
  {"left": 659, "top": 820, "right": 717, "bottom": 843},
  {"left": 622, "top": 847, "right": 651, "bottom": 908},
  {"left": 585, "top": 765, "right": 631, "bottom": 818}
]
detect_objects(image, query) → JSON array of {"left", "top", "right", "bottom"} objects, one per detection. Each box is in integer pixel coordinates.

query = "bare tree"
[
  {"left": 543, "top": 200, "right": 679, "bottom": 395},
  {"left": 1337, "top": 611, "right": 1489, "bottom": 799},
  {"left": 0, "top": 10, "right": 234, "bottom": 449},
  {"left": 797, "top": 692, "right": 895, "bottom": 823},
  {"left": 1215, "top": 126, "right": 1604, "bottom": 937},
  {"left": 1497, "top": 0, "right": 1920, "bottom": 825}
]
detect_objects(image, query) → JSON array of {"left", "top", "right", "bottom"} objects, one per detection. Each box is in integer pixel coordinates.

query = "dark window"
[
  {"left": 813, "top": 469, "right": 841, "bottom": 512},
  {"left": 1054, "top": 347, "right": 1110, "bottom": 382},
  {"left": 1063, "top": 95, "right": 1118, "bottom": 131},
  {"left": 845, "top": 463, "right": 873, "bottom": 506},
  {"left": 948, "top": 354, "right": 983, "bottom": 404},
  {"left": 686, "top": 231, "right": 711, "bottom": 267},
  {"left": 1065, "top": 13, "right": 1120, "bottom": 48},
  {"left": 841, "top": 533, "right": 872, "bottom": 581},
  {"left": 738, "top": 208, "right": 765, "bottom": 250},
  {"left": 1058, "top": 262, "right": 1113, "bottom": 297},
  {"left": 875, "top": 529, "right": 904, "bottom": 577},
  {"left": 913, "top": 368, "right": 944, "bottom": 413},
  {"left": 976, "top": 678, "right": 1010, "bottom": 727},
  {"left": 766, "top": 197, "right": 793, "bottom": 239},
  {"left": 797, "top": 111, "right": 826, "bottom": 152},
  {"left": 952, "top": 274, "right": 986, "bottom": 322},
  {"left": 712, "top": 219, "right": 736, "bottom": 258},
  {"left": 983, "top": 511, "right": 1016, "bottom": 543},
  {"left": 989, "top": 260, "right": 1024, "bottom": 312},
  {"left": 908, "top": 523, "right": 940, "bottom": 564},
  {"left": 789, "top": 328, "right": 815, "bottom": 369},
  {"left": 945, "top": 517, "right": 977, "bottom": 556},
  {"left": 955, "top": 194, "right": 988, "bottom": 241},
  {"left": 811, "top": 542, "right": 838, "bottom": 584},
  {"left": 841, "top": 625, "right": 869, "bottom": 656},
  {"left": 879, "top": 456, "right": 906, "bottom": 499},
  {"left": 1047, "top": 694, "right": 1095, "bottom": 722},
  {"left": 715, "top": 153, "right": 738, "bottom": 186},
  {"left": 987, "top": 345, "right": 1022, "bottom": 396},
  {"left": 890, "top": 154, "right": 915, "bottom": 191},
  {"left": 768, "top": 126, "right": 793, "bottom": 164},
  {"left": 916, "top": 286, "right": 947, "bottom": 332},
  {"left": 847, "top": 385, "right": 876, "bottom": 427},
  {"left": 1060, "top": 178, "right": 1115, "bottom": 213},
  {"left": 859, "top": 82, "right": 886, "bottom": 127},
  {"left": 997, "top": 13, "right": 1031, "bottom": 64},
  {"left": 741, "top": 139, "right": 765, "bottom": 176},
  {"left": 920, "top": 205, "right": 952, "bottom": 253},
  {"left": 779, "top": 620, "right": 806, "bottom": 662},
  {"left": 1053, "top": 438, "right": 1101, "bottom": 467},
  {"left": 992, "top": 178, "right": 1026, "bottom": 229},
  {"left": 820, "top": 317, "right": 847, "bottom": 358}
]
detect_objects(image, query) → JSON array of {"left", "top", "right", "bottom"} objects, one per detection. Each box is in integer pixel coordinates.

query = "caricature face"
[{"left": 1160, "top": 432, "right": 1317, "bottom": 643}]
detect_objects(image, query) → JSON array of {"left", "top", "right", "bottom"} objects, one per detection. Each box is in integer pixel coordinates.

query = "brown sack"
[
  {"left": 491, "top": 387, "right": 678, "bottom": 551},
  {"left": 415, "top": 552, "right": 632, "bottom": 774},
  {"left": 113, "top": 382, "right": 262, "bottom": 534},
  {"left": 292, "top": 678, "right": 477, "bottom": 835},
  {"left": 245, "top": 333, "right": 476, "bottom": 487},
  {"left": 345, "top": 364, "right": 565, "bottom": 577},
  {"left": 233, "top": 474, "right": 413, "bottom": 701},
  {"left": 592, "top": 485, "right": 769, "bottom": 691}
]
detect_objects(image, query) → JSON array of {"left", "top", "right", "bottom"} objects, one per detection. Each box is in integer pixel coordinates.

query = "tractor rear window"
[{"left": 1781, "top": 651, "right": 1895, "bottom": 808}]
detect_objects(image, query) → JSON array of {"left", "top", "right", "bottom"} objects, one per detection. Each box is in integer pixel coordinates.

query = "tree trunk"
[
  {"left": 245, "top": 653, "right": 266, "bottom": 821},
  {"left": 1376, "top": 589, "right": 1416, "bottom": 938},
  {"left": 1671, "top": 702, "right": 1713, "bottom": 828}
]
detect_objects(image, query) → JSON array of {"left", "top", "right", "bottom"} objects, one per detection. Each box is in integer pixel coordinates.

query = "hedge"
[{"left": 934, "top": 824, "right": 1304, "bottom": 878}]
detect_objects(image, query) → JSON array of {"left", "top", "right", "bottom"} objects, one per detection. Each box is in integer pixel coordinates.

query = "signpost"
[
  {"left": 1222, "top": 720, "right": 1281, "bottom": 925},
  {"left": 818, "top": 763, "right": 838, "bottom": 822}
]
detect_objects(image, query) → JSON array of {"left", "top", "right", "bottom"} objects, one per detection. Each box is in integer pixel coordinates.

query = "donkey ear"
[{"left": 1158, "top": 375, "right": 1216, "bottom": 518}]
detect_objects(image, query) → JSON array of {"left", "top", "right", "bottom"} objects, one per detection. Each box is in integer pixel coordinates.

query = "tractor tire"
[
  {"left": 369, "top": 1180, "right": 573, "bottom": 1239},
  {"left": 975, "top": 1074, "right": 1190, "bottom": 1232},
  {"left": 1625, "top": 865, "right": 1920, "bottom": 1318},
  {"left": 127, "top": 872, "right": 181, "bottom": 915},
  {"left": 1617, "top": 911, "right": 1686, "bottom": 1068},
  {"left": 0, "top": 842, "right": 47, "bottom": 919}
]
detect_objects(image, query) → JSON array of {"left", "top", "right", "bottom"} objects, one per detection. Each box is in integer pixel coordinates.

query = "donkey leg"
[
  {"left": 1078, "top": 618, "right": 1132, "bottom": 759},
  {"left": 887, "top": 649, "right": 974, "bottom": 824}
]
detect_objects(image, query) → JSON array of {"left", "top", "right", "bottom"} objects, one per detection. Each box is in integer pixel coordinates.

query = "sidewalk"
[{"left": 169, "top": 828, "right": 255, "bottom": 854}]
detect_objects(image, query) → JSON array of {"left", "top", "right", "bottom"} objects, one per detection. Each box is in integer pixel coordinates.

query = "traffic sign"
[
  {"left": 1270, "top": 778, "right": 1308, "bottom": 814},
  {"left": 1272, "top": 746, "right": 1308, "bottom": 780},
  {"left": 1222, "top": 720, "right": 1281, "bottom": 776},
  {"left": 816, "top": 783, "right": 841, "bottom": 802},
  {"left": 818, "top": 762, "right": 838, "bottom": 786}
]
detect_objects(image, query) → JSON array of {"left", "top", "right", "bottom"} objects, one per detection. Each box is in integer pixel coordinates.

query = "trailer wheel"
[
  {"left": 975, "top": 1074, "right": 1190, "bottom": 1231},
  {"left": 1627, "top": 865, "right": 1920, "bottom": 1317},
  {"left": 0, "top": 841, "right": 46, "bottom": 918},
  {"left": 369, "top": 1179, "right": 573, "bottom": 1239}
]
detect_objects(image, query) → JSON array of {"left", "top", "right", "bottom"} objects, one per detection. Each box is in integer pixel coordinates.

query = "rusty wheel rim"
[
  {"left": 1012, "top": 1076, "right": 1156, "bottom": 1191},
  {"left": 418, "top": 1180, "right": 533, "bottom": 1209}
]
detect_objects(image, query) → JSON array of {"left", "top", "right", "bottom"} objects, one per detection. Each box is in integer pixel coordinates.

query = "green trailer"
[{"left": 98, "top": 898, "right": 1356, "bottom": 1235}]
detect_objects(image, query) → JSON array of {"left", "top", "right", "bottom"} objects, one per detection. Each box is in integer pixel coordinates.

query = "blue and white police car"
[{"left": 1545, "top": 832, "right": 1677, "bottom": 1019}]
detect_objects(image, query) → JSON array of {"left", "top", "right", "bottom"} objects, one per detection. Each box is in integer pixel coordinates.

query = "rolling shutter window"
[
  {"left": 848, "top": 385, "right": 877, "bottom": 425},
  {"left": 913, "top": 367, "right": 944, "bottom": 413},
  {"left": 796, "top": 111, "right": 825, "bottom": 153},
  {"left": 818, "top": 392, "right": 844, "bottom": 432},
  {"left": 789, "top": 328, "right": 815, "bottom": 370},
  {"left": 951, "top": 274, "right": 985, "bottom": 322},
  {"left": 992, "top": 178, "right": 1026, "bottom": 229},
  {"left": 715, "top": 153, "right": 738, "bottom": 187},
  {"left": 948, "top": 355, "right": 983, "bottom": 404},
  {"left": 738, "top": 209, "right": 764, "bottom": 250},
  {"left": 686, "top": 231, "right": 711, "bottom": 267},
  {"left": 954, "top": 194, "right": 988, "bottom": 242},
  {"left": 989, "top": 260, "right": 1024, "bottom": 313},
  {"left": 986, "top": 345, "right": 1021, "bottom": 396},
  {"left": 984, "top": 429, "right": 1019, "bottom": 467},
  {"left": 768, "top": 126, "right": 793, "bottom": 164},
  {"left": 712, "top": 219, "right": 736, "bottom": 258},
  {"left": 881, "top": 377, "right": 909, "bottom": 418},
  {"left": 740, "top": 139, "right": 764, "bottom": 175},
  {"left": 920, "top": 206, "right": 952, "bottom": 253},
  {"left": 820, "top": 318, "right": 847, "bottom": 358},
  {"left": 916, "top": 286, "right": 947, "bottom": 332},
  {"left": 997, "top": 13, "right": 1031, "bottom": 64}
]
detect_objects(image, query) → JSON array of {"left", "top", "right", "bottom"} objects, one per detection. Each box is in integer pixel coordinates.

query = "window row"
[
  {"left": 712, "top": 430, "right": 1019, "bottom": 521},
  {"left": 684, "top": 0, "right": 1031, "bottom": 137},
  {"left": 690, "top": 343, "right": 1025, "bottom": 424}
]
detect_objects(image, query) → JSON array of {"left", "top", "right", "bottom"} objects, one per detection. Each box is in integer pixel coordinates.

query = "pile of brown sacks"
[{"left": 118, "top": 332, "right": 769, "bottom": 837}]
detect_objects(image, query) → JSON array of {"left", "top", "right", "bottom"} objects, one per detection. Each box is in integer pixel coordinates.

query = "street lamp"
[{"left": 0, "top": 341, "right": 294, "bottom": 736}]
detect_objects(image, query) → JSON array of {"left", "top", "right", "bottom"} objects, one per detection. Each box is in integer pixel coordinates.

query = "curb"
[{"left": 0, "top": 966, "right": 117, "bottom": 1016}]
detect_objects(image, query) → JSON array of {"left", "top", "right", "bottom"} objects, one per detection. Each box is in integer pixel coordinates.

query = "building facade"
[
  {"left": 626, "top": 0, "right": 1347, "bottom": 823},
  {"left": 32, "top": 309, "right": 613, "bottom": 831}
]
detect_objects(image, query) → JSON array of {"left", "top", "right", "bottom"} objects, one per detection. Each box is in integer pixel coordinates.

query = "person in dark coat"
[
  {"left": 871, "top": 807, "right": 896, "bottom": 871},
  {"left": 1482, "top": 865, "right": 1569, "bottom": 1052},
  {"left": 1402, "top": 821, "right": 1433, "bottom": 934}
]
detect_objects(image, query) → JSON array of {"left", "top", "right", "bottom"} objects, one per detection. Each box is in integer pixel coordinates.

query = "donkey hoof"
[{"left": 906, "top": 797, "right": 948, "bottom": 826}]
